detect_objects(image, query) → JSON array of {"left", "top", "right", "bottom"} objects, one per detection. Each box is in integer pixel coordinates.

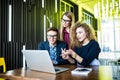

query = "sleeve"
[{"left": 79, "top": 41, "right": 101, "bottom": 66}]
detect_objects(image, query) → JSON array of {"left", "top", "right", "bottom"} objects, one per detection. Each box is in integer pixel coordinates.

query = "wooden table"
[{"left": 0, "top": 64, "right": 119, "bottom": 80}]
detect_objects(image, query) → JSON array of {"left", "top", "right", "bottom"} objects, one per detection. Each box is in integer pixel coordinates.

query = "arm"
[
  {"left": 75, "top": 41, "right": 100, "bottom": 66},
  {"left": 79, "top": 42, "right": 101, "bottom": 66},
  {"left": 61, "top": 48, "right": 75, "bottom": 64},
  {"left": 38, "top": 42, "right": 46, "bottom": 50},
  {"left": 56, "top": 41, "right": 75, "bottom": 64},
  {"left": 63, "top": 49, "right": 82, "bottom": 64},
  {"left": 65, "top": 41, "right": 101, "bottom": 66}
]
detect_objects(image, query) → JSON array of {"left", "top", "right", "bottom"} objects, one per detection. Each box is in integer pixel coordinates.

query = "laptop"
[{"left": 22, "top": 50, "right": 69, "bottom": 74}]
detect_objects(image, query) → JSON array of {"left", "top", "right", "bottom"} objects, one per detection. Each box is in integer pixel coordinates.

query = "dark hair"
[{"left": 47, "top": 27, "right": 58, "bottom": 34}]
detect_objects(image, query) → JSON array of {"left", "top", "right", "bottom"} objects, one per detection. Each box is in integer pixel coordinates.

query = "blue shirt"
[
  {"left": 49, "top": 45, "right": 58, "bottom": 64},
  {"left": 38, "top": 40, "right": 69, "bottom": 64}
]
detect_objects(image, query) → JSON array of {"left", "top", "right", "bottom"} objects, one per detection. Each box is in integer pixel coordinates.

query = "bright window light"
[
  {"left": 9, "top": 5, "right": 12, "bottom": 42},
  {"left": 44, "top": 15, "right": 46, "bottom": 41},
  {"left": 42, "top": 0, "right": 44, "bottom": 8},
  {"left": 23, "top": 0, "right": 26, "bottom": 2},
  {"left": 55, "top": 0, "right": 57, "bottom": 13}
]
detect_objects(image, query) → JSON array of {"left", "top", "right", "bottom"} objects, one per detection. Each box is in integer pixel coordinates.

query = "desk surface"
[{"left": 0, "top": 64, "right": 119, "bottom": 80}]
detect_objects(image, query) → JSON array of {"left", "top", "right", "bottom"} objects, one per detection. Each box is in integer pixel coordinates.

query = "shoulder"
[
  {"left": 39, "top": 41, "right": 49, "bottom": 45},
  {"left": 89, "top": 40, "right": 99, "bottom": 45},
  {"left": 89, "top": 40, "right": 100, "bottom": 50}
]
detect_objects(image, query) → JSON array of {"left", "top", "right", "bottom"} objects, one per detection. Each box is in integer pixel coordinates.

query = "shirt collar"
[{"left": 49, "top": 44, "right": 56, "bottom": 48}]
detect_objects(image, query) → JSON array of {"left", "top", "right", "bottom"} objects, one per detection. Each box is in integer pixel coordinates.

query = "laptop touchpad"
[{"left": 55, "top": 69, "right": 60, "bottom": 72}]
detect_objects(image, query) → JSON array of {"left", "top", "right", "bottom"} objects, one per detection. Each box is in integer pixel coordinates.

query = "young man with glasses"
[{"left": 38, "top": 27, "right": 74, "bottom": 65}]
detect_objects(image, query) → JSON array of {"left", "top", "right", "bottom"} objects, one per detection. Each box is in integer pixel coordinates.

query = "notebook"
[{"left": 22, "top": 50, "right": 69, "bottom": 74}]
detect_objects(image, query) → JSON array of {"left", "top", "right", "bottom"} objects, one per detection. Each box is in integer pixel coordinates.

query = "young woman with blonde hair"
[
  {"left": 61, "top": 21, "right": 101, "bottom": 66},
  {"left": 59, "top": 12, "right": 75, "bottom": 47}
]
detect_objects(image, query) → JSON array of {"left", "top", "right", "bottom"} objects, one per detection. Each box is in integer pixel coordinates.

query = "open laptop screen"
[{"left": 22, "top": 50, "right": 69, "bottom": 74}]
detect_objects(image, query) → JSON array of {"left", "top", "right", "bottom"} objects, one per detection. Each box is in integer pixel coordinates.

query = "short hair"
[{"left": 47, "top": 27, "right": 58, "bottom": 34}]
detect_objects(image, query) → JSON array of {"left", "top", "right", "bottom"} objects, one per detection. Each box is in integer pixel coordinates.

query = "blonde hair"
[
  {"left": 70, "top": 21, "right": 96, "bottom": 48},
  {"left": 59, "top": 12, "right": 75, "bottom": 41}
]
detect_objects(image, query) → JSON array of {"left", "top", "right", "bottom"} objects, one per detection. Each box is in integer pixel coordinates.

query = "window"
[
  {"left": 82, "top": 9, "right": 97, "bottom": 31},
  {"left": 101, "top": 19, "right": 120, "bottom": 52},
  {"left": 60, "top": 1, "right": 74, "bottom": 19}
]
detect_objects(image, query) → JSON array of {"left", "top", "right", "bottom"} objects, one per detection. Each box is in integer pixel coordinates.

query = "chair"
[{"left": 0, "top": 57, "right": 6, "bottom": 72}]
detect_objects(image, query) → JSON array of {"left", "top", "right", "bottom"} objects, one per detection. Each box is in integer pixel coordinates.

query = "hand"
[
  {"left": 61, "top": 48, "right": 75, "bottom": 64},
  {"left": 61, "top": 48, "right": 70, "bottom": 60},
  {"left": 61, "top": 53, "right": 70, "bottom": 59},
  {"left": 65, "top": 49, "right": 74, "bottom": 55},
  {"left": 65, "top": 49, "right": 77, "bottom": 59}
]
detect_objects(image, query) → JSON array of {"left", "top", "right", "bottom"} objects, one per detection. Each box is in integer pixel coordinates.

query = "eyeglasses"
[
  {"left": 47, "top": 35, "right": 57, "bottom": 38},
  {"left": 62, "top": 19, "right": 71, "bottom": 23}
]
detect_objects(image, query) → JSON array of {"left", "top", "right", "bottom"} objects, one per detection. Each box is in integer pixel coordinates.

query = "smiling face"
[{"left": 47, "top": 30, "right": 57, "bottom": 46}]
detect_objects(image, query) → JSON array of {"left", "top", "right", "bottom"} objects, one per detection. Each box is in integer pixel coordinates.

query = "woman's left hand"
[{"left": 65, "top": 49, "right": 74, "bottom": 55}]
